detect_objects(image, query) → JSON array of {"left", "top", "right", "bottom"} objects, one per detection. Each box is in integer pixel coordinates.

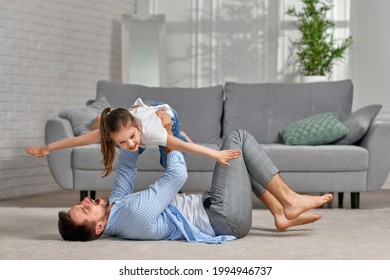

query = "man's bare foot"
[
  {"left": 284, "top": 193, "right": 333, "bottom": 220},
  {"left": 275, "top": 211, "right": 322, "bottom": 231}
]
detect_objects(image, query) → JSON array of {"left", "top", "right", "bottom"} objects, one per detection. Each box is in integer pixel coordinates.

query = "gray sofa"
[{"left": 45, "top": 79, "right": 390, "bottom": 208}]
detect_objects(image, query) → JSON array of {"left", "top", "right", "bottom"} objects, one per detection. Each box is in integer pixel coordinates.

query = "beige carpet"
[{"left": 1, "top": 207, "right": 390, "bottom": 260}]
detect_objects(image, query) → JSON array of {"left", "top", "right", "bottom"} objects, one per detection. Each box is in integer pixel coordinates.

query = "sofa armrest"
[
  {"left": 45, "top": 118, "right": 74, "bottom": 190},
  {"left": 359, "top": 120, "right": 390, "bottom": 191}
]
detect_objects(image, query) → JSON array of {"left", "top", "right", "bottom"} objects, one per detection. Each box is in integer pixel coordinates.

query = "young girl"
[{"left": 26, "top": 98, "right": 241, "bottom": 177}]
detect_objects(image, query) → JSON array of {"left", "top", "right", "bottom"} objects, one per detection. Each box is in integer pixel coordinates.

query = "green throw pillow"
[{"left": 279, "top": 112, "right": 349, "bottom": 145}]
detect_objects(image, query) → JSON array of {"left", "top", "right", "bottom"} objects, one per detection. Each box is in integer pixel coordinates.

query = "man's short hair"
[{"left": 58, "top": 211, "right": 99, "bottom": 242}]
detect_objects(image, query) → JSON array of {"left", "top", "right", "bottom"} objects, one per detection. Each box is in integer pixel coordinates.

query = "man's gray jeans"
[{"left": 203, "top": 129, "right": 279, "bottom": 238}]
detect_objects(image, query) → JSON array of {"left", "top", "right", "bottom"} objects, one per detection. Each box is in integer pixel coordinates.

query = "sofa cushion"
[
  {"left": 279, "top": 112, "right": 349, "bottom": 145},
  {"left": 223, "top": 80, "right": 353, "bottom": 143},
  {"left": 59, "top": 96, "right": 111, "bottom": 136},
  {"left": 72, "top": 144, "right": 111, "bottom": 171},
  {"left": 72, "top": 143, "right": 368, "bottom": 175},
  {"left": 335, "top": 104, "right": 382, "bottom": 145},
  {"left": 262, "top": 144, "right": 368, "bottom": 172},
  {"left": 96, "top": 80, "right": 224, "bottom": 143}
]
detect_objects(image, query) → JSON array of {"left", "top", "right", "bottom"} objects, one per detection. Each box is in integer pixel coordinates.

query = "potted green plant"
[{"left": 286, "top": 0, "right": 353, "bottom": 82}]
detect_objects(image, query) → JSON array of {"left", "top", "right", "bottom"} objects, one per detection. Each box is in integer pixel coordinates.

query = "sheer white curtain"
[{"left": 146, "top": 0, "right": 353, "bottom": 87}]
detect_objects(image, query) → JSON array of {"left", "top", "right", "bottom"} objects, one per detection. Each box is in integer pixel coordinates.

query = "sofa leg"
[
  {"left": 338, "top": 192, "right": 344, "bottom": 208},
  {"left": 80, "top": 191, "right": 88, "bottom": 201},
  {"left": 79, "top": 191, "right": 96, "bottom": 201},
  {"left": 351, "top": 192, "right": 360, "bottom": 209}
]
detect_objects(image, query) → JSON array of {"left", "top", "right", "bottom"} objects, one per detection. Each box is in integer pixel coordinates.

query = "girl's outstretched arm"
[
  {"left": 25, "top": 129, "right": 100, "bottom": 157},
  {"left": 166, "top": 134, "right": 241, "bottom": 167}
]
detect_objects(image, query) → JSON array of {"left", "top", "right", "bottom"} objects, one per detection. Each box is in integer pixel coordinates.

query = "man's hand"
[
  {"left": 155, "top": 109, "right": 175, "bottom": 154},
  {"left": 25, "top": 146, "right": 50, "bottom": 157},
  {"left": 156, "top": 109, "right": 173, "bottom": 134}
]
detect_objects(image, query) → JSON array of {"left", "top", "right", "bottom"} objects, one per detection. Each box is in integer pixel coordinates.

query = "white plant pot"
[{"left": 300, "top": 75, "right": 328, "bottom": 83}]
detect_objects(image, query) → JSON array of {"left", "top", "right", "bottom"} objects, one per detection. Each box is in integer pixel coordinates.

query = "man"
[{"left": 58, "top": 129, "right": 332, "bottom": 243}]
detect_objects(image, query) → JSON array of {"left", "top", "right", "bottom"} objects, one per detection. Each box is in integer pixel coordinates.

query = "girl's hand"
[
  {"left": 25, "top": 146, "right": 50, "bottom": 157},
  {"left": 215, "top": 149, "right": 241, "bottom": 167}
]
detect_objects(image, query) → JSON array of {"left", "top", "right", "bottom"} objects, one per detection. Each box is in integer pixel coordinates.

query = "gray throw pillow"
[
  {"left": 59, "top": 96, "right": 111, "bottom": 136},
  {"left": 335, "top": 104, "right": 382, "bottom": 145}
]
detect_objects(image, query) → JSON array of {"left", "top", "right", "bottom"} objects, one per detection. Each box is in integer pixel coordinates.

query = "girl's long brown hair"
[{"left": 99, "top": 107, "right": 136, "bottom": 177}]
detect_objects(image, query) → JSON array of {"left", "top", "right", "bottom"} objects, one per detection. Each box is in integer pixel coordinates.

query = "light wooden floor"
[{"left": 0, "top": 189, "right": 389, "bottom": 209}]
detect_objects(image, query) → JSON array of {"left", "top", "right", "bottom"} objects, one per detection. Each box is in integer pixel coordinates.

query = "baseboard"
[
  {"left": 377, "top": 110, "right": 390, "bottom": 122},
  {"left": 382, "top": 175, "right": 390, "bottom": 190}
]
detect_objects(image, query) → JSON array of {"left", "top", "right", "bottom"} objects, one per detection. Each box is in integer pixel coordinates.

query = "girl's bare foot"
[
  {"left": 284, "top": 193, "right": 333, "bottom": 220},
  {"left": 275, "top": 211, "right": 322, "bottom": 231}
]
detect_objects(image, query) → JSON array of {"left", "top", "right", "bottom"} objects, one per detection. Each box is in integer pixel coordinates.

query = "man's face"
[
  {"left": 111, "top": 123, "right": 142, "bottom": 152},
  {"left": 68, "top": 197, "right": 110, "bottom": 227}
]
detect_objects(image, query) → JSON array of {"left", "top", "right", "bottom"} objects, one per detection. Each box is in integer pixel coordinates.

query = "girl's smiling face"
[{"left": 110, "top": 123, "right": 142, "bottom": 152}]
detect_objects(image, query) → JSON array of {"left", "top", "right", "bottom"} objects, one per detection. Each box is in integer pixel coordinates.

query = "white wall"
[
  {"left": 0, "top": 0, "right": 135, "bottom": 199},
  {"left": 351, "top": 0, "right": 390, "bottom": 189},
  {"left": 351, "top": 0, "right": 390, "bottom": 116}
]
